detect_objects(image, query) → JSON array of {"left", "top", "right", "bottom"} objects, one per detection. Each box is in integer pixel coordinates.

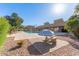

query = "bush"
[
  {"left": 65, "top": 19, "right": 79, "bottom": 32},
  {"left": 0, "top": 17, "right": 10, "bottom": 47},
  {"left": 65, "top": 15, "right": 79, "bottom": 38}
]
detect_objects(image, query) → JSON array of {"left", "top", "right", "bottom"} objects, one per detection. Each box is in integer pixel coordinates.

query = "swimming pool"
[
  {"left": 24, "top": 31, "right": 69, "bottom": 36},
  {"left": 24, "top": 31, "right": 38, "bottom": 36}
]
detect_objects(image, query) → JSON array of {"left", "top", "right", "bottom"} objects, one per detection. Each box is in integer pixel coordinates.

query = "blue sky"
[{"left": 0, "top": 3, "right": 77, "bottom": 26}]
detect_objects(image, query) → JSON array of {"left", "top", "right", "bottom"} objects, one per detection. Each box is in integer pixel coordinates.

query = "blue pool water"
[
  {"left": 24, "top": 31, "right": 38, "bottom": 35},
  {"left": 24, "top": 31, "right": 69, "bottom": 36}
]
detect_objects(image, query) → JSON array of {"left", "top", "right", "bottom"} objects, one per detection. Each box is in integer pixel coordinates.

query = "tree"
[
  {"left": 65, "top": 16, "right": 79, "bottom": 38},
  {"left": 5, "top": 13, "right": 23, "bottom": 27},
  {"left": 0, "top": 17, "right": 10, "bottom": 47},
  {"left": 5, "top": 13, "right": 23, "bottom": 32},
  {"left": 65, "top": 16, "right": 79, "bottom": 32},
  {"left": 74, "top": 4, "right": 79, "bottom": 15},
  {"left": 65, "top": 4, "right": 79, "bottom": 38}
]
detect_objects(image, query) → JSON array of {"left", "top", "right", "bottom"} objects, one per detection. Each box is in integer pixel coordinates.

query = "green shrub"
[
  {"left": 65, "top": 15, "right": 79, "bottom": 38},
  {"left": 65, "top": 19, "right": 79, "bottom": 32},
  {"left": 0, "top": 17, "right": 10, "bottom": 47}
]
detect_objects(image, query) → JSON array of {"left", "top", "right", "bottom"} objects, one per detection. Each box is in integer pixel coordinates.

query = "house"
[
  {"left": 53, "top": 18, "right": 65, "bottom": 32},
  {"left": 24, "top": 25, "right": 35, "bottom": 32},
  {"left": 23, "top": 19, "right": 65, "bottom": 32},
  {"left": 36, "top": 18, "right": 65, "bottom": 32}
]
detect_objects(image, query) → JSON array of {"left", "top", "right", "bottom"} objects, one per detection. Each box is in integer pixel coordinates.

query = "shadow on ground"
[
  {"left": 55, "top": 36, "right": 79, "bottom": 50},
  {"left": 27, "top": 42, "right": 56, "bottom": 55},
  {"left": 8, "top": 45, "right": 21, "bottom": 51},
  {"left": 63, "top": 35, "right": 79, "bottom": 49},
  {"left": 69, "top": 41, "right": 79, "bottom": 49},
  {"left": 68, "top": 35, "right": 79, "bottom": 49}
]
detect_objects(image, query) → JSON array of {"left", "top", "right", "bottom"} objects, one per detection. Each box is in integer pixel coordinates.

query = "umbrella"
[{"left": 38, "top": 29, "right": 55, "bottom": 41}]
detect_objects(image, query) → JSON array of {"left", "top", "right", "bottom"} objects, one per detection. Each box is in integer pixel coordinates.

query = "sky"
[{"left": 0, "top": 3, "right": 77, "bottom": 26}]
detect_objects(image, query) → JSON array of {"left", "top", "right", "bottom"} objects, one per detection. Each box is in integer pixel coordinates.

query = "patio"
[
  {"left": 1, "top": 32, "right": 79, "bottom": 56},
  {"left": 27, "top": 37, "right": 69, "bottom": 55}
]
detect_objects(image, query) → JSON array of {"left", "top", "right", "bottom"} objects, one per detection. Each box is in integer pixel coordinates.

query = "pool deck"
[
  {"left": 4, "top": 31, "right": 79, "bottom": 56},
  {"left": 28, "top": 37, "right": 69, "bottom": 55},
  {"left": 7, "top": 31, "right": 69, "bottom": 55}
]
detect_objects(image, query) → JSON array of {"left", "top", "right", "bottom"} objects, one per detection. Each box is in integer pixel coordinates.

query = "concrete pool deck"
[
  {"left": 28, "top": 37, "right": 69, "bottom": 55},
  {"left": 7, "top": 31, "right": 69, "bottom": 55}
]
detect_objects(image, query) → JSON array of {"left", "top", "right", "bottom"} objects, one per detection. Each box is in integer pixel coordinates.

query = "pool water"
[
  {"left": 24, "top": 31, "right": 38, "bottom": 35},
  {"left": 24, "top": 31, "right": 68, "bottom": 36}
]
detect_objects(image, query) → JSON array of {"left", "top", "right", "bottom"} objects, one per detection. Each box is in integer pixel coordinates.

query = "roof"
[
  {"left": 53, "top": 19, "right": 65, "bottom": 27},
  {"left": 25, "top": 25, "right": 35, "bottom": 29},
  {"left": 36, "top": 19, "right": 64, "bottom": 29}
]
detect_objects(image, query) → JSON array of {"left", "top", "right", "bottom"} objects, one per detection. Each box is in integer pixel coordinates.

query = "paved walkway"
[
  {"left": 28, "top": 36, "right": 69, "bottom": 55},
  {"left": 9, "top": 31, "right": 70, "bottom": 55},
  {"left": 48, "top": 45, "right": 79, "bottom": 56},
  {"left": 56, "top": 36, "right": 79, "bottom": 46},
  {"left": 44, "top": 36, "right": 79, "bottom": 56},
  {"left": 6, "top": 31, "right": 79, "bottom": 56}
]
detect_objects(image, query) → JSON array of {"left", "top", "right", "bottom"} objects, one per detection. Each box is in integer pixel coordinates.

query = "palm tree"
[{"left": 74, "top": 4, "right": 79, "bottom": 16}]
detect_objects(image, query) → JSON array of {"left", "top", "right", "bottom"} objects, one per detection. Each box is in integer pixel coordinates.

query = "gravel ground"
[
  {"left": 48, "top": 45, "right": 79, "bottom": 56},
  {"left": 46, "top": 36, "right": 79, "bottom": 56},
  {"left": 0, "top": 37, "right": 41, "bottom": 56},
  {"left": 1, "top": 36, "right": 79, "bottom": 56}
]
